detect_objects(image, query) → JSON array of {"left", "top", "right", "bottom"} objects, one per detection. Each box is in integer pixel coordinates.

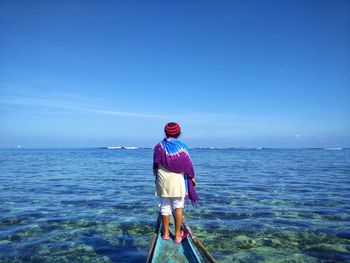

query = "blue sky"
[{"left": 0, "top": 0, "right": 349, "bottom": 148}]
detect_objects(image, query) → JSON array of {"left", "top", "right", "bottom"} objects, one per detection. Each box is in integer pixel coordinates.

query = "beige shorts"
[{"left": 156, "top": 165, "right": 186, "bottom": 198}]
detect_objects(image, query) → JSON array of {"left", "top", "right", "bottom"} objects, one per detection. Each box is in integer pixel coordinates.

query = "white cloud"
[
  {"left": 0, "top": 92, "right": 316, "bottom": 138},
  {"left": 0, "top": 94, "right": 162, "bottom": 117}
]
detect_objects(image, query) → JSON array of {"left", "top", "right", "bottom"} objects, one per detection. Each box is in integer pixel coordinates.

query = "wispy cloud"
[
  {"left": 85, "top": 108, "right": 170, "bottom": 119},
  {"left": 1, "top": 93, "right": 235, "bottom": 122},
  {"left": 0, "top": 92, "right": 286, "bottom": 133},
  {"left": 0, "top": 94, "right": 171, "bottom": 119}
]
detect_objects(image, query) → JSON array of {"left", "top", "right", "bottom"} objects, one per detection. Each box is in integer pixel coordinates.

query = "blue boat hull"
[{"left": 146, "top": 214, "right": 216, "bottom": 263}]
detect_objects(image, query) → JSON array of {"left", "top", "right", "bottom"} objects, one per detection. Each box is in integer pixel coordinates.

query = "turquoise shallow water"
[{"left": 0, "top": 148, "right": 349, "bottom": 262}]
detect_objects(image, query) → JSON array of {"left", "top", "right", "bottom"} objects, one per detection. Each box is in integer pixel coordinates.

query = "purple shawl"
[{"left": 153, "top": 138, "right": 201, "bottom": 206}]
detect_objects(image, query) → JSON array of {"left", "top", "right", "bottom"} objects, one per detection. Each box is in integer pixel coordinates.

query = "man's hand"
[{"left": 191, "top": 178, "right": 196, "bottom": 187}]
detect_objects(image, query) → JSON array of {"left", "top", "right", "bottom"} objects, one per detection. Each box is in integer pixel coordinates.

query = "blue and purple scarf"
[{"left": 153, "top": 138, "right": 201, "bottom": 206}]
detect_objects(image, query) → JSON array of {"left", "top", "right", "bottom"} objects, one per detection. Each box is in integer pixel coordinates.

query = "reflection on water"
[{"left": 0, "top": 148, "right": 349, "bottom": 262}]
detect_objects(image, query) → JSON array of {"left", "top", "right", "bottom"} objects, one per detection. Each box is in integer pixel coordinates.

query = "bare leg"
[
  {"left": 174, "top": 208, "right": 183, "bottom": 238},
  {"left": 162, "top": 215, "right": 170, "bottom": 236}
]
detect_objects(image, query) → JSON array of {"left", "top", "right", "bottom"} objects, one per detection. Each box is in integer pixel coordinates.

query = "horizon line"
[{"left": 0, "top": 146, "right": 348, "bottom": 150}]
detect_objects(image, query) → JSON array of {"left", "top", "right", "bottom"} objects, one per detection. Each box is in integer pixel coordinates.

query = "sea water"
[{"left": 0, "top": 148, "right": 349, "bottom": 262}]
